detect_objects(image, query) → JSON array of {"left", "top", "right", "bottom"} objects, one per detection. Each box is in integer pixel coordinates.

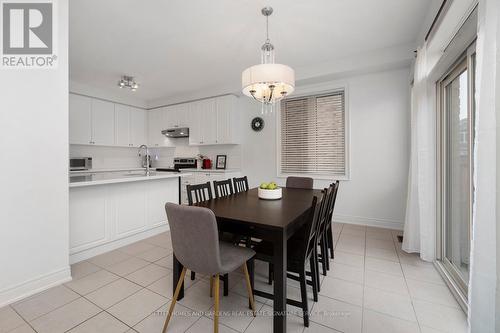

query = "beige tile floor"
[{"left": 0, "top": 224, "right": 468, "bottom": 333}]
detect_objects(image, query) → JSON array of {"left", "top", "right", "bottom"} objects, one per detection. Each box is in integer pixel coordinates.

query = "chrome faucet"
[{"left": 138, "top": 144, "right": 151, "bottom": 174}]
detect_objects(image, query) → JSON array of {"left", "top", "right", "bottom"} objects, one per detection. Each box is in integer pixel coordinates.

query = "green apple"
[{"left": 260, "top": 182, "right": 269, "bottom": 189}]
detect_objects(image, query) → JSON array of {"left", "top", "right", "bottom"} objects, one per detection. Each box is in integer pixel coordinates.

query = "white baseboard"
[
  {"left": 333, "top": 214, "right": 404, "bottom": 230},
  {"left": 0, "top": 266, "right": 72, "bottom": 307},
  {"left": 70, "top": 224, "right": 170, "bottom": 264}
]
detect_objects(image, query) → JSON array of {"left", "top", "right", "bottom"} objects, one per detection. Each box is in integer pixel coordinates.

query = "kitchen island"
[{"left": 69, "top": 170, "right": 190, "bottom": 263}]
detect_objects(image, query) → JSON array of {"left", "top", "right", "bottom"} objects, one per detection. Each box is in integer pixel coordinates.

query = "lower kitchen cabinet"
[{"left": 69, "top": 177, "right": 179, "bottom": 263}]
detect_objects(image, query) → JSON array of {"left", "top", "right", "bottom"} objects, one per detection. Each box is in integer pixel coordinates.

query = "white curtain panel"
[
  {"left": 468, "top": 0, "right": 499, "bottom": 331},
  {"left": 402, "top": 43, "right": 437, "bottom": 261}
]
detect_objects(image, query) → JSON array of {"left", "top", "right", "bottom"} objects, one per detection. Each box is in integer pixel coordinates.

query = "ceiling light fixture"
[
  {"left": 242, "top": 6, "right": 295, "bottom": 113},
  {"left": 118, "top": 75, "right": 139, "bottom": 91}
]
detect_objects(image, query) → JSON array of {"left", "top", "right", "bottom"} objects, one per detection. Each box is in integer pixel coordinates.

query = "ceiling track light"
[{"left": 118, "top": 75, "right": 139, "bottom": 91}]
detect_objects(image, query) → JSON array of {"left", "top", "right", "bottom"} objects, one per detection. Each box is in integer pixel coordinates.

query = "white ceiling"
[{"left": 69, "top": 0, "right": 433, "bottom": 104}]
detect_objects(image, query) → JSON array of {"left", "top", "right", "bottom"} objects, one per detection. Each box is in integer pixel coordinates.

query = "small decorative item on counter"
[
  {"left": 258, "top": 181, "right": 282, "bottom": 200},
  {"left": 196, "top": 154, "right": 207, "bottom": 169},
  {"left": 216, "top": 155, "right": 227, "bottom": 169}
]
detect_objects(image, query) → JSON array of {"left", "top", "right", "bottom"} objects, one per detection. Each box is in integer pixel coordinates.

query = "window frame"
[{"left": 276, "top": 83, "right": 351, "bottom": 181}]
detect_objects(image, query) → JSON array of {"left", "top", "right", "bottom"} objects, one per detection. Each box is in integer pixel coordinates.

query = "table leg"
[
  {"left": 247, "top": 257, "right": 254, "bottom": 309},
  {"left": 273, "top": 231, "right": 287, "bottom": 333},
  {"left": 173, "top": 254, "right": 184, "bottom": 300}
]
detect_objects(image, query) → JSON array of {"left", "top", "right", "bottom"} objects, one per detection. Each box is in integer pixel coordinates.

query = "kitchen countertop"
[
  {"left": 179, "top": 168, "right": 241, "bottom": 173},
  {"left": 69, "top": 170, "right": 190, "bottom": 188},
  {"left": 70, "top": 167, "right": 150, "bottom": 174}
]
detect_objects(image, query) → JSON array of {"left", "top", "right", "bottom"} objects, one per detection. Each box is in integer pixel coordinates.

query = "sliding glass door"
[{"left": 437, "top": 44, "right": 475, "bottom": 307}]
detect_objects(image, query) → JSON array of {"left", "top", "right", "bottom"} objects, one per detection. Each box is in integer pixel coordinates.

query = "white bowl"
[{"left": 258, "top": 187, "right": 282, "bottom": 200}]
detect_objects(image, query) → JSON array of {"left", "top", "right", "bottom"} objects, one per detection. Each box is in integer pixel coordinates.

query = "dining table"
[{"left": 171, "top": 187, "right": 322, "bottom": 333}]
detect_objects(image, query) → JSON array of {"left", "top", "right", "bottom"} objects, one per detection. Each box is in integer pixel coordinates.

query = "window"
[{"left": 278, "top": 90, "right": 348, "bottom": 178}]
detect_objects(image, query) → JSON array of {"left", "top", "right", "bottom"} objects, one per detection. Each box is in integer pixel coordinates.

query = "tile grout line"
[
  {"left": 10, "top": 305, "right": 40, "bottom": 333},
  {"left": 395, "top": 232, "right": 423, "bottom": 333},
  {"left": 61, "top": 310, "right": 107, "bottom": 333}
]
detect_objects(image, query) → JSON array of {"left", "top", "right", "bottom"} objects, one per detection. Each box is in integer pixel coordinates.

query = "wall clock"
[{"left": 251, "top": 117, "right": 265, "bottom": 131}]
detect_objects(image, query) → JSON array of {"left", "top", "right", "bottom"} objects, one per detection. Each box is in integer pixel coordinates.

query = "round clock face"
[{"left": 251, "top": 117, "right": 265, "bottom": 131}]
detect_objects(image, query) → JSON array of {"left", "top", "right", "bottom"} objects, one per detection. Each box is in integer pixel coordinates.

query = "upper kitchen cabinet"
[
  {"left": 216, "top": 95, "right": 240, "bottom": 144},
  {"left": 144, "top": 94, "right": 240, "bottom": 147},
  {"left": 188, "top": 98, "right": 217, "bottom": 145},
  {"left": 147, "top": 108, "right": 167, "bottom": 147},
  {"left": 115, "top": 104, "right": 147, "bottom": 147},
  {"left": 165, "top": 103, "right": 190, "bottom": 129},
  {"left": 69, "top": 94, "right": 92, "bottom": 145},
  {"left": 69, "top": 94, "right": 115, "bottom": 146},
  {"left": 91, "top": 99, "right": 115, "bottom": 145}
]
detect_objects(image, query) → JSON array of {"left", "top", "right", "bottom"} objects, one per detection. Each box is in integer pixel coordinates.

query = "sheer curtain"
[
  {"left": 468, "top": 0, "right": 498, "bottom": 331},
  {"left": 402, "top": 43, "right": 437, "bottom": 261}
]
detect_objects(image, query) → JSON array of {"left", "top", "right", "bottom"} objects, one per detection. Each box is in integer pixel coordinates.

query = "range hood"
[{"left": 161, "top": 127, "right": 189, "bottom": 138}]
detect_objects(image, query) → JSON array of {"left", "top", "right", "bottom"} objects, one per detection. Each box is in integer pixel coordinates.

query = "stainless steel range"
[{"left": 173, "top": 157, "right": 197, "bottom": 170}]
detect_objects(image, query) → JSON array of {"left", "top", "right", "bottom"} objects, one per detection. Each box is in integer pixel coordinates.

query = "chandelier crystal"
[
  {"left": 242, "top": 6, "right": 295, "bottom": 113},
  {"left": 118, "top": 75, "right": 139, "bottom": 91}
]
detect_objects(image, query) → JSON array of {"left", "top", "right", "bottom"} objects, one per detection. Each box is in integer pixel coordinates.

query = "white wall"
[
  {"left": 240, "top": 68, "right": 411, "bottom": 230},
  {"left": 0, "top": 1, "right": 70, "bottom": 306}
]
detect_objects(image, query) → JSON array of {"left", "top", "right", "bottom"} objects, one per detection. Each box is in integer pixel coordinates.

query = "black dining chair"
[
  {"left": 213, "top": 179, "right": 234, "bottom": 198},
  {"left": 316, "top": 183, "right": 337, "bottom": 275},
  {"left": 232, "top": 176, "right": 249, "bottom": 193},
  {"left": 253, "top": 193, "right": 325, "bottom": 327},
  {"left": 186, "top": 182, "right": 230, "bottom": 295},
  {"left": 286, "top": 176, "right": 313, "bottom": 189},
  {"left": 186, "top": 182, "right": 213, "bottom": 204},
  {"left": 326, "top": 181, "right": 340, "bottom": 258}
]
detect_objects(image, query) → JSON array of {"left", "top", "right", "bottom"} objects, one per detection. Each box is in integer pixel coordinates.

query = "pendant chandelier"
[{"left": 241, "top": 6, "right": 295, "bottom": 113}]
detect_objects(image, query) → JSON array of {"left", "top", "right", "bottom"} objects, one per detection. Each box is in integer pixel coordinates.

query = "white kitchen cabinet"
[
  {"left": 115, "top": 104, "right": 147, "bottom": 147},
  {"left": 69, "top": 94, "right": 92, "bottom": 145},
  {"left": 115, "top": 104, "right": 131, "bottom": 146},
  {"left": 69, "top": 94, "right": 116, "bottom": 146},
  {"left": 165, "top": 103, "right": 189, "bottom": 129},
  {"left": 130, "top": 106, "right": 146, "bottom": 146},
  {"left": 144, "top": 94, "right": 240, "bottom": 147},
  {"left": 91, "top": 99, "right": 115, "bottom": 145},
  {"left": 148, "top": 108, "right": 167, "bottom": 147},
  {"left": 69, "top": 176, "right": 180, "bottom": 263},
  {"left": 216, "top": 95, "right": 240, "bottom": 144},
  {"left": 189, "top": 98, "right": 217, "bottom": 145}
]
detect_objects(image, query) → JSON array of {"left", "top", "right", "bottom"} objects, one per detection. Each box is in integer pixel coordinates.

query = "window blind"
[{"left": 280, "top": 91, "right": 346, "bottom": 176}]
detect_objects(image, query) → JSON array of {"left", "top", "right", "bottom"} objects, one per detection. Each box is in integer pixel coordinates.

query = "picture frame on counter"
[{"left": 216, "top": 155, "right": 227, "bottom": 169}]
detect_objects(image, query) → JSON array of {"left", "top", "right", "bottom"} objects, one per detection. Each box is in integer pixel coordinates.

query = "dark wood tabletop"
[{"left": 194, "top": 187, "right": 323, "bottom": 231}]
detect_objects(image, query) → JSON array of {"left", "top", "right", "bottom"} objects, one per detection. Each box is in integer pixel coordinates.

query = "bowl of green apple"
[{"left": 258, "top": 182, "right": 282, "bottom": 200}]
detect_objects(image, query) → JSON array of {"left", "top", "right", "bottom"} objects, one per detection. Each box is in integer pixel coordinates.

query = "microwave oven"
[{"left": 70, "top": 157, "right": 92, "bottom": 171}]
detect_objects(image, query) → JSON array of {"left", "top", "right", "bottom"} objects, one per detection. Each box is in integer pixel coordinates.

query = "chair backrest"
[
  {"left": 165, "top": 203, "right": 223, "bottom": 275},
  {"left": 316, "top": 185, "right": 334, "bottom": 237},
  {"left": 294, "top": 195, "right": 320, "bottom": 261},
  {"left": 233, "top": 176, "right": 249, "bottom": 193},
  {"left": 186, "top": 182, "right": 213, "bottom": 205},
  {"left": 326, "top": 181, "right": 340, "bottom": 221},
  {"left": 286, "top": 176, "right": 313, "bottom": 189},
  {"left": 213, "top": 179, "right": 234, "bottom": 198},
  {"left": 306, "top": 190, "right": 328, "bottom": 257}
]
